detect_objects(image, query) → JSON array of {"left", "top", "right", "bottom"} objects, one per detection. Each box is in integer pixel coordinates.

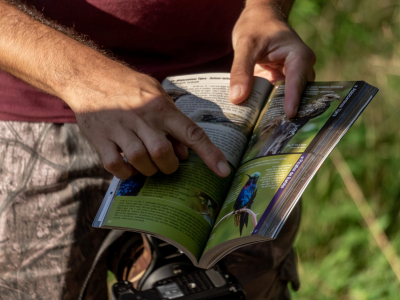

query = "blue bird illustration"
[
  {"left": 234, "top": 172, "right": 261, "bottom": 236},
  {"left": 117, "top": 173, "right": 146, "bottom": 196}
]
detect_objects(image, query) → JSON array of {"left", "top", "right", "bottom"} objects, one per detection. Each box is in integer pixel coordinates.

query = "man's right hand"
[
  {"left": 69, "top": 70, "right": 231, "bottom": 179},
  {"left": 0, "top": 1, "right": 231, "bottom": 180}
]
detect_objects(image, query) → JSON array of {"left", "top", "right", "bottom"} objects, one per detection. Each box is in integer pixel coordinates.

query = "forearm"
[
  {"left": 0, "top": 0, "right": 231, "bottom": 178},
  {"left": 0, "top": 0, "right": 128, "bottom": 111}
]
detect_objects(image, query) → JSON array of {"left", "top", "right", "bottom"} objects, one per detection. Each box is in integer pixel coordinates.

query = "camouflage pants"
[
  {"left": 0, "top": 121, "right": 300, "bottom": 300},
  {"left": 0, "top": 121, "right": 112, "bottom": 299}
]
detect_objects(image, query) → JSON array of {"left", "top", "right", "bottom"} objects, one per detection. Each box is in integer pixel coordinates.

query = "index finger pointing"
[{"left": 165, "top": 112, "right": 231, "bottom": 177}]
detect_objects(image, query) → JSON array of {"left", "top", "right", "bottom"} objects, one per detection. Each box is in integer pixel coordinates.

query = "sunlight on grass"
[{"left": 289, "top": 0, "right": 400, "bottom": 299}]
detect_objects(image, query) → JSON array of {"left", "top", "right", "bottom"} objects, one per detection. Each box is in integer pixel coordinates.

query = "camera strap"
[{"left": 78, "top": 230, "right": 124, "bottom": 300}]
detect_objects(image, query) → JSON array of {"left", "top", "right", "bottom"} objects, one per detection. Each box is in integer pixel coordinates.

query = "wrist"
[
  {"left": 244, "top": 0, "right": 294, "bottom": 22},
  {"left": 61, "top": 54, "right": 136, "bottom": 114}
]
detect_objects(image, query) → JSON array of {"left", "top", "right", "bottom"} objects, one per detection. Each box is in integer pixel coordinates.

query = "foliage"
[{"left": 289, "top": 0, "right": 400, "bottom": 299}]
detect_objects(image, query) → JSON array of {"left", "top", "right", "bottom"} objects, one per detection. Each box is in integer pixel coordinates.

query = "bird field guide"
[{"left": 93, "top": 73, "right": 378, "bottom": 269}]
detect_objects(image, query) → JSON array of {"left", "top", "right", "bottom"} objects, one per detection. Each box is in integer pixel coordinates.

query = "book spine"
[
  {"left": 304, "top": 81, "right": 364, "bottom": 153},
  {"left": 252, "top": 153, "right": 308, "bottom": 235}
]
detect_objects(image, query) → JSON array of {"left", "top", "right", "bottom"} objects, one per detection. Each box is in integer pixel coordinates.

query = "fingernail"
[
  {"left": 218, "top": 161, "right": 231, "bottom": 176},
  {"left": 229, "top": 85, "right": 241, "bottom": 100},
  {"left": 293, "top": 105, "right": 299, "bottom": 115}
]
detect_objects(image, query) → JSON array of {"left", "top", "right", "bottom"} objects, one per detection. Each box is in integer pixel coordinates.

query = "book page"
[
  {"left": 95, "top": 73, "right": 273, "bottom": 261},
  {"left": 242, "top": 81, "right": 355, "bottom": 163},
  {"left": 162, "top": 73, "right": 271, "bottom": 169},
  {"left": 203, "top": 154, "right": 301, "bottom": 253},
  {"left": 203, "top": 81, "right": 357, "bottom": 253},
  {"left": 101, "top": 152, "right": 233, "bottom": 261}
]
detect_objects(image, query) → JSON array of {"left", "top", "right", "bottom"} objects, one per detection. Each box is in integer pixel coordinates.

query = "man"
[{"left": 0, "top": 0, "right": 315, "bottom": 298}]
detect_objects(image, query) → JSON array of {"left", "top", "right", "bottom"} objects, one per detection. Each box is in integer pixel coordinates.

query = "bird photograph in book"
[
  {"left": 233, "top": 172, "right": 260, "bottom": 236},
  {"left": 212, "top": 172, "right": 261, "bottom": 236},
  {"left": 189, "top": 109, "right": 253, "bottom": 137},
  {"left": 241, "top": 82, "right": 356, "bottom": 164},
  {"left": 117, "top": 173, "right": 147, "bottom": 196},
  {"left": 256, "top": 94, "right": 340, "bottom": 157}
]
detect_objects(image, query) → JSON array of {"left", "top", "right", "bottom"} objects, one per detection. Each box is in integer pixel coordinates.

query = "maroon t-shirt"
[{"left": 0, "top": 0, "right": 244, "bottom": 123}]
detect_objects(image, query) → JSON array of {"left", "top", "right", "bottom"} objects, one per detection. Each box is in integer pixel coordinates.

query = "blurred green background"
[{"left": 289, "top": 0, "right": 400, "bottom": 299}]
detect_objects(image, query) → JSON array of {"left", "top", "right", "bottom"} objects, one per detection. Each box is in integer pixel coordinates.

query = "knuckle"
[
  {"left": 125, "top": 147, "right": 148, "bottom": 163},
  {"left": 151, "top": 97, "right": 175, "bottom": 116},
  {"left": 163, "top": 164, "right": 179, "bottom": 175},
  {"left": 150, "top": 143, "right": 171, "bottom": 159},
  {"left": 150, "top": 96, "right": 168, "bottom": 110},
  {"left": 236, "top": 35, "right": 258, "bottom": 48},
  {"left": 186, "top": 124, "right": 207, "bottom": 144},
  {"left": 230, "top": 65, "right": 252, "bottom": 77},
  {"left": 143, "top": 168, "right": 158, "bottom": 177},
  {"left": 140, "top": 92, "right": 170, "bottom": 114},
  {"left": 102, "top": 156, "right": 121, "bottom": 173}
]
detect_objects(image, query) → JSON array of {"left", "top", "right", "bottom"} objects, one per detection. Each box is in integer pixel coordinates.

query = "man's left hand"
[{"left": 229, "top": 1, "right": 316, "bottom": 118}]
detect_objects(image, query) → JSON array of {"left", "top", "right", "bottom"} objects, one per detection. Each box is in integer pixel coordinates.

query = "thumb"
[{"left": 229, "top": 39, "right": 257, "bottom": 104}]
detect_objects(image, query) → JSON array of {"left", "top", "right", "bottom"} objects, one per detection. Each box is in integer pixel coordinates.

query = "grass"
[{"left": 288, "top": 1, "right": 400, "bottom": 299}]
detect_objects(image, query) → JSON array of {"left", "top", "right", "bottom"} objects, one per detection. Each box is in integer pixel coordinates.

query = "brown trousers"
[{"left": 0, "top": 121, "right": 300, "bottom": 300}]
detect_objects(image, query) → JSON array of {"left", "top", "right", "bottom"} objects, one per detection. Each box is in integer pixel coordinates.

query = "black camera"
[{"left": 111, "top": 235, "right": 246, "bottom": 300}]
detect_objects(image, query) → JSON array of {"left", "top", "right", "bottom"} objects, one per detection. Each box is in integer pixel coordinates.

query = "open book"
[{"left": 93, "top": 73, "right": 378, "bottom": 269}]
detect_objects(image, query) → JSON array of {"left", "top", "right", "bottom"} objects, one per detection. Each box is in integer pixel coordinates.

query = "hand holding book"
[
  {"left": 73, "top": 70, "right": 231, "bottom": 179},
  {"left": 229, "top": 0, "right": 316, "bottom": 119},
  {"left": 94, "top": 73, "right": 378, "bottom": 269}
]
